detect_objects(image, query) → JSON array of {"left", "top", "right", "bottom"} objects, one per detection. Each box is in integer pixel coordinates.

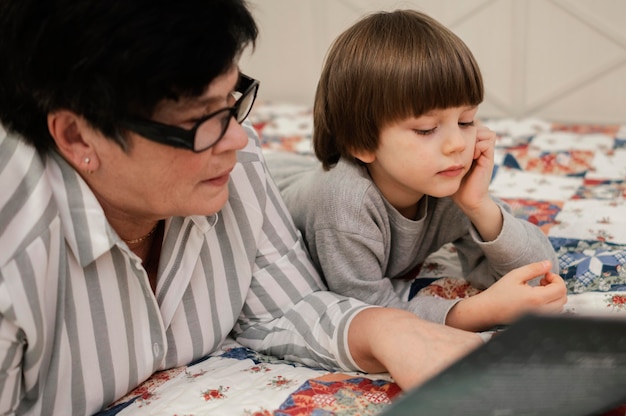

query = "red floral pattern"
[
  {"left": 201, "top": 385, "right": 229, "bottom": 401},
  {"left": 607, "top": 294, "right": 626, "bottom": 310},
  {"left": 275, "top": 376, "right": 402, "bottom": 416},
  {"left": 416, "top": 277, "right": 482, "bottom": 299}
]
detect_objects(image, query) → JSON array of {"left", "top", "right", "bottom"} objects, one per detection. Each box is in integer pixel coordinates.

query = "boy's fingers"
[
  {"left": 513, "top": 261, "right": 553, "bottom": 283},
  {"left": 534, "top": 273, "right": 567, "bottom": 304}
]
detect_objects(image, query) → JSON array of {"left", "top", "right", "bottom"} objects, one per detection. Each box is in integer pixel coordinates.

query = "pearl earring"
[{"left": 84, "top": 157, "right": 94, "bottom": 174}]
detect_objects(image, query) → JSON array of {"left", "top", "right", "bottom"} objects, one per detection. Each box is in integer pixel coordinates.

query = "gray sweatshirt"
[{"left": 266, "top": 152, "right": 558, "bottom": 324}]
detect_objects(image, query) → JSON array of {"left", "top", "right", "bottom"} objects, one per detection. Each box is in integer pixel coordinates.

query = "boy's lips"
[{"left": 438, "top": 165, "right": 464, "bottom": 177}]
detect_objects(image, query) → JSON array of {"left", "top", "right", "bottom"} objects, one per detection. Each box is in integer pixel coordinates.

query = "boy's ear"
[
  {"left": 47, "top": 110, "right": 98, "bottom": 173},
  {"left": 351, "top": 148, "right": 376, "bottom": 164}
]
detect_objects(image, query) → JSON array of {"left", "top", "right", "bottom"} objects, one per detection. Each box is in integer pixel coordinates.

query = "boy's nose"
[{"left": 443, "top": 127, "right": 467, "bottom": 154}]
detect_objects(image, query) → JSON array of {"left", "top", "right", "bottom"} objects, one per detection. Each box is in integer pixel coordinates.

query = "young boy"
[{"left": 267, "top": 9, "right": 566, "bottom": 332}]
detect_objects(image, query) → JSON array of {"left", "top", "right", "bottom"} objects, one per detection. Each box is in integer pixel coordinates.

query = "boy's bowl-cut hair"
[{"left": 313, "top": 9, "right": 484, "bottom": 170}]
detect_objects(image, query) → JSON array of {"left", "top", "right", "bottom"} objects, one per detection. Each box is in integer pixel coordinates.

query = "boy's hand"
[
  {"left": 452, "top": 126, "right": 503, "bottom": 242},
  {"left": 446, "top": 261, "right": 568, "bottom": 332},
  {"left": 452, "top": 125, "right": 497, "bottom": 212}
]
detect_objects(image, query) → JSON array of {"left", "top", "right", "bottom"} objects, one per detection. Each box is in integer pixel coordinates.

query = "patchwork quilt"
[{"left": 101, "top": 104, "right": 626, "bottom": 415}]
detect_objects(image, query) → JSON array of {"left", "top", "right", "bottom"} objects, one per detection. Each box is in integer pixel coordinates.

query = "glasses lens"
[
  {"left": 192, "top": 76, "right": 258, "bottom": 151},
  {"left": 236, "top": 83, "right": 258, "bottom": 123},
  {"left": 194, "top": 108, "right": 231, "bottom": 151}
]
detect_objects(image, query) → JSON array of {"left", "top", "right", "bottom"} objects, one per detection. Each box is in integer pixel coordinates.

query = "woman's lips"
[{"left": 204, "top": 168, "right": 233, "bottom": 186}]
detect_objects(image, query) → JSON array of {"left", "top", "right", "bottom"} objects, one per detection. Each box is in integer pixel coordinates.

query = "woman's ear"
[
  {"left": 47, "top": 110, "right": 98, "bottom": 173},
  {"left": 351, "top": 148, "right": 376, "bottom": 164}
]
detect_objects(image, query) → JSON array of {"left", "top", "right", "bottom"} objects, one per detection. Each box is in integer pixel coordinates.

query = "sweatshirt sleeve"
[
  {"left": 456, "top": 201, "right": 558, "bottom": 290},
  {"left": 231, "top": 124, "right": 373, "bottom": 372},
  {"left": 310, "top": 201, "right": 462, "bottom": 325}
]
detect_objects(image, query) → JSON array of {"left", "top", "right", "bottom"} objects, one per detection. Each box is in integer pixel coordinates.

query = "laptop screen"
[{"left": 382, "top": 314, "right": 626, "bottom": 416}]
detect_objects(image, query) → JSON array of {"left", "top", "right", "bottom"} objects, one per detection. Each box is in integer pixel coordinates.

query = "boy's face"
[{"left": 356, "top": 105, "right": 478, "bottom": 218}]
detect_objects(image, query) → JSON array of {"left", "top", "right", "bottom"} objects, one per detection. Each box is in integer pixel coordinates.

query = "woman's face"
[{"left": 88, "top": 67, "right": 249, "bottom": 222}]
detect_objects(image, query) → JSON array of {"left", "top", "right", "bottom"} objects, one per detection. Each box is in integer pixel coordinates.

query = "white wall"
[{"left": 240, "top": 0, "right": 626, "bottom": 124}]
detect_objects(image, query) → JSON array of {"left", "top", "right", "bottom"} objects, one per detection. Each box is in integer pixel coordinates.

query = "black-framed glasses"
[{"left": 120, "top": 73, "right": 259, "bottom": 152}]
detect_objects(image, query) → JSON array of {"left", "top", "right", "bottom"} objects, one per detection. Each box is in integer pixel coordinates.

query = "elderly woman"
[{"left": 0, "top": 0, "right": 482, "bottom": 414}]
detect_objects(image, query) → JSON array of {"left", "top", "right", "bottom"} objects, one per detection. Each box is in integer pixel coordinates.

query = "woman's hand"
[
  {"left": 445, "top": 261, "right": 568, "bottom": 332},
  {"left": 348, "top": 307, "right": 483, "bottom": 390}
]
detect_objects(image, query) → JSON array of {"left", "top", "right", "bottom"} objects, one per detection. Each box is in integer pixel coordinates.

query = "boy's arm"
[{"left": 445, "top": 261, "right": 567, "bottom": 332}]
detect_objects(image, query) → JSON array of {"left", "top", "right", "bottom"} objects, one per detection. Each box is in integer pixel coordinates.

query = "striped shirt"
[{"left": 0, "top": 123, "right": 369, "bottom": 415}]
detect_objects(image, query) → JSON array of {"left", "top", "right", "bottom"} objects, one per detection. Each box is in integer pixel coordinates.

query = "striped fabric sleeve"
[
  {"left": 0, "top": 132, "right": 44, "bottom": 414},
  {"left": 231, "top": 124, "right": 372, "bottom": 372},
  {"left": 0, "top": 303, "right": 24, "bottom": 415}
]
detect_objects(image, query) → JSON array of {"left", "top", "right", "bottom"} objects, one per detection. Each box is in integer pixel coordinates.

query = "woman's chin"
[{"left": 176, "top": 188, "right": 230, "bottom": 218}]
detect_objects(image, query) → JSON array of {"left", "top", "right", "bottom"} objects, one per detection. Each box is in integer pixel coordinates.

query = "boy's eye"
[
  {"left": 459, "top": 121, "right": 475, "bottom": 128},
  {"left": 414, "top": 128, "right": 436, "bottom": 136}
]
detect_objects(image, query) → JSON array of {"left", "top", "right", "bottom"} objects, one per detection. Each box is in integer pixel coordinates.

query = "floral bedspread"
[
  {"left": 101, "top": 105, "right": 626, "bottom": 415},
  {"left": 101, "top": 337, "right": 400, "bottom": 415}
]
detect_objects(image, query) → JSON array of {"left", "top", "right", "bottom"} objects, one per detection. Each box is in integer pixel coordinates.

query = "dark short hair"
[
  {"left": 0, "top": 0, "right": 257, "bottom": 153},
  {"left": 313, "top": 9, "right": 484, "bottom": 170}
]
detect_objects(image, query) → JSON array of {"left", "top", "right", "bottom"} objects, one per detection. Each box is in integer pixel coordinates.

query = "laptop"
[{"left": 382, "top": 314, "right": 626, "bottom": 416}]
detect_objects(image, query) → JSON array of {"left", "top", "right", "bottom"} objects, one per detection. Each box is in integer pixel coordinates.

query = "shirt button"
[{"left": 153, "top": 342, "right": 161, "bottom": 358}]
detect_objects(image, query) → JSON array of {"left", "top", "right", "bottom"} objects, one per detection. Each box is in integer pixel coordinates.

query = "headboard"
[{"left": 241, "top": 0, "right": 626, "bottom": 124}]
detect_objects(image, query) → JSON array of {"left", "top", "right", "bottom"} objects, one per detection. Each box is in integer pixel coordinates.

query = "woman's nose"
[{"left": 214, "top": 117, "right": 249, "bottom": 153}]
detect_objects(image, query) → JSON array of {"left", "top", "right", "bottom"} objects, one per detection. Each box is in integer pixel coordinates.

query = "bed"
[{"left": 100, "top": 103, "right": 626, "bottom": 416}]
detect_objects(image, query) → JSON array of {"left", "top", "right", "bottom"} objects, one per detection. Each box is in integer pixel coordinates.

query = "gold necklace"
[{"left": 123, "top": 223, "right": 158, "bottom": 245}]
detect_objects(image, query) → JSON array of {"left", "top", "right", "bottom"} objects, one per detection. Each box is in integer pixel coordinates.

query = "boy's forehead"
[{"left": 420, "top": 105, "right": 478, "bottom": 116}]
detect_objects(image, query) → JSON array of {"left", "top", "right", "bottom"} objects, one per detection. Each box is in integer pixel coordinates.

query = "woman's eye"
[
  {"left": 184, "top": 118, "right": 203, "bottom": 128},
  {"left": 459, "top": 121, "right": 475, "bottom": 128},
  {"left": 188, "top": 110, "right": 216, "bottom": 127}
]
